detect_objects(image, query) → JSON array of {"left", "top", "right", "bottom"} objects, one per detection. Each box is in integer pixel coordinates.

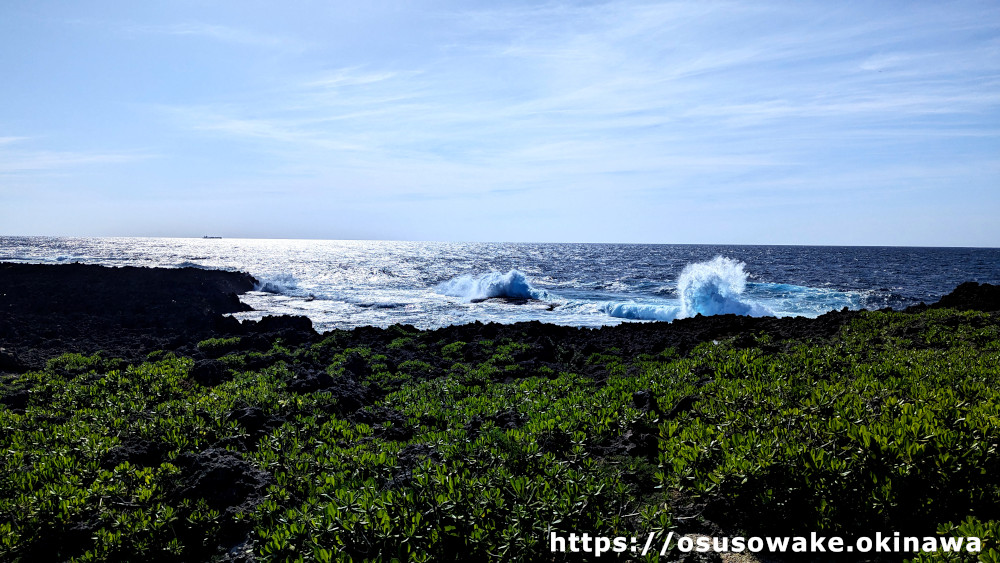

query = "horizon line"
[{"left": 1, "top": 233, "right": 998, "bottom": 250}]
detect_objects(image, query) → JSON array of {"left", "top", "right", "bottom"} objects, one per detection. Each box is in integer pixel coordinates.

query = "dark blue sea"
[{"left": 1, "top": 237, "right": 998, "bottom": 332}]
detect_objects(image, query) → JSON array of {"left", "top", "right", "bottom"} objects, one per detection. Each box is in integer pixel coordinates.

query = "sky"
[{"left": 1, "top": 1, "right": 998, "bottom": 246}]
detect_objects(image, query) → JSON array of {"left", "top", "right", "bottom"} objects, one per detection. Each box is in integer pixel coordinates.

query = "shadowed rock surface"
[
  {"left": 174, "top": 448, "right": 274, "bottom": 516},
  {"left": 927, "top": 281, "right": 1000, "bottom": 312},
  {"left": 1, "top": 263, "right": 256, "bottom": 368}
]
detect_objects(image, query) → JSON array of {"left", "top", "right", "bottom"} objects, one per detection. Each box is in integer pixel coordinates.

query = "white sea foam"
[
  {"left": 255, "top": 272, "right": 299, "bottom": 294},
  {"left": 603, "top": 256, "right": 773, "bottom": 322},
  {"left": 676, "top": 256, "right": 773, "bottom": 318},
  {"left": 436, "top": 269, "right": 548, "bottom": 302},
  {"left": 602, "top": 302, "right": 680, "bottom": 321},
  {"left": 2, "top": 236, "right": 955, "bottom": 330}
]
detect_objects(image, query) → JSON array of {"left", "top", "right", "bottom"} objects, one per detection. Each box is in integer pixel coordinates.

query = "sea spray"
[
  {"left": 677, "top": 256, "right": 772, "bottom": 318},
  {"left": 601, "top": 256, "right": 772, "bottom": 322},
  {"left": 255, "top": 272, "right": 299, "bottom": 294},
  {"left": 436, "top": 270, "right": 549, "bottom": 302},
  {"left": 602, "top": 302, "right": 680, "bottom": 321},
  {"left": 3, "top": 237, "right": 960, "bottom": 329}
]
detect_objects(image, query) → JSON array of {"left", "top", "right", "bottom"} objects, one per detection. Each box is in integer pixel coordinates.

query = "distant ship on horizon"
[{"left": 202, "top": 235, "right": 222, "bottom": 239}]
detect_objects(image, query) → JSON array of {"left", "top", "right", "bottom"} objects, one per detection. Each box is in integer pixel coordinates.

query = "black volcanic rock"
[
  {"left": 0, "top": 262, "right": 254, "bottom": 318},
  {"left": 102, "top": 437, "right": 169, "bottom": 469},
  {"left": 236, "top": 314, "right": 317, "bottom": 345},
  {"left": 0, "top": 263, "right": 257, "bottom": 367},
  {"left": 0, "top": 349, "right": 27, "bottom": 374},
  {"left": 191, "top": 359, "right": 231, "bottom": 386},
  {"left": 174, "top": 448, "right": 273, "bottom": 515},
  {"left": 928, "top": 281, "right": 1000, "bottom": 312}
]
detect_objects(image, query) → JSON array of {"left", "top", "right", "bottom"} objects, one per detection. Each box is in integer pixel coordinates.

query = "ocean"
[{"left": 2, "top": 236, "right": 998, "bottom": 332}]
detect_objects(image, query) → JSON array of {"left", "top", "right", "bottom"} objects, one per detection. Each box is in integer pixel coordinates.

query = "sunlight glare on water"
[{"left": 2, "top": 236, "right": 998, "bottom": 331}]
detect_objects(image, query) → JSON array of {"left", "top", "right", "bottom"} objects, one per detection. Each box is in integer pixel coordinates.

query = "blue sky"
[{"left": 1, "top": 1, "right": 998, "bottom": 245}]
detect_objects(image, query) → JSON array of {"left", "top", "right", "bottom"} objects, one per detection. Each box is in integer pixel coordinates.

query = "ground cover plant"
[{"left": 1, "top": 307, "right": 999, "bottom": 561}]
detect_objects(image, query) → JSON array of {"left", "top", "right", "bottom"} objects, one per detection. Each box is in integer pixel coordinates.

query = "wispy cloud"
[
  {"left": 0, "top": 148, "right": 151, "bottom": 174},
  {"left": 4, "top": 0, "right": 995, "bottom": 242},
  {"left": 303, "top": 68, "right": 408, "bottom": 89},
  {"left": 145, "top": 0, "right": 998, "bottom": 214},
  {"left": 0, "top": 136, "right": 30, "bottom": 146}
]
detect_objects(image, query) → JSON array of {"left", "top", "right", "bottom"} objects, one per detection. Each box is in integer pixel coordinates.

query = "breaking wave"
[
  {"left": 602, "top": 302, "right": 680, "bottom": 321},
  {"left": 677, "top": 256, "right": 772, "bottom": 318},
  {"left": 255, "top": 273, "right": 299, "bottom": 294},
  {"left": 173, "top": 261, "right": 213, "bottom": 270},
  {"left": 603, "top": 256, "right": 773, "bottom": 322},
  {"left": 437, "top": 269, "right": 549, "bottom": 302}
]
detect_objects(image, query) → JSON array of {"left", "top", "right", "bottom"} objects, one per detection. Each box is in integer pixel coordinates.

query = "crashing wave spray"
[
  {"left": 677, "top": 256, "right": 772, "bottom": 318},
  {"left": 254, "top": 272, "right": 299, "bottom": 294},
  {"left": 601, "top": 256, "right": 773, "bottom": 322},
  {"left": 602, "top": 302, "right": 680, "bottom": 321},
  {"left": 436, "top": 269, "right": 549, "bottom": 302}
]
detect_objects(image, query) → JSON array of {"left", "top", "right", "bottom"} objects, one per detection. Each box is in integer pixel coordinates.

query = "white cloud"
[
  {"left": 303, "top": 68, "right": 407, "bottom": 89},
  {"left": 0, "top": 149, "right": 151, "bottom": 174},
  {"left": 145, "top": 1, "right": 998, "bottom": 217}
]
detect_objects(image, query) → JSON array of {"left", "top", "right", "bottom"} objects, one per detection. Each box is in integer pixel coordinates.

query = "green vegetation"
[
  {"left": 197, "top": 336, "right": 243, "bottom": 355},
  {"left": 1, "top": 308, "right": 998, "bottom": 561}
]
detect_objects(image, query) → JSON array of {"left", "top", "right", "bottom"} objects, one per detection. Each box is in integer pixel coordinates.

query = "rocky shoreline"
[
  {"left": 2, "top": 262, "right": 999, "bottom": 374},
  {"left": 2, "top": 263, "right": 999, "bottom": 561}
]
